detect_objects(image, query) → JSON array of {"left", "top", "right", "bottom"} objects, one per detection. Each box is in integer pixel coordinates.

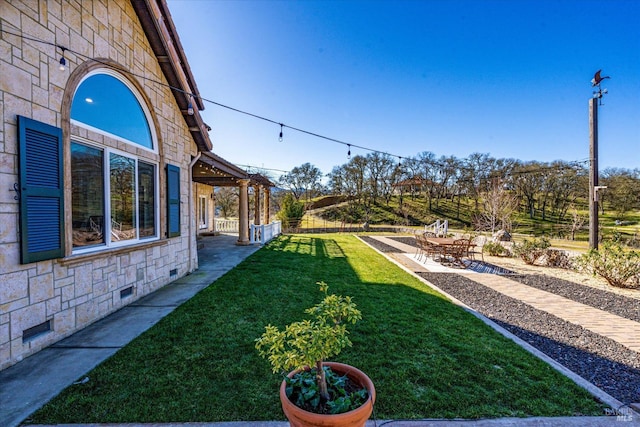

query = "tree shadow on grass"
[{"left": 29, "top": 235, "right": 606, "bottom": 424}]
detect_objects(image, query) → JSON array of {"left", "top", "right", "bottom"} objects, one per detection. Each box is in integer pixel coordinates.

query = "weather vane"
[{"left": 591, "top": 69, "right": 610, "bottom": 105}]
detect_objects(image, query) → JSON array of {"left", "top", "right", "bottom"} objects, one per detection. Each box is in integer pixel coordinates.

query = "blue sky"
[{"left": 167, "top": 0, "right": 639, "bottom": 180}]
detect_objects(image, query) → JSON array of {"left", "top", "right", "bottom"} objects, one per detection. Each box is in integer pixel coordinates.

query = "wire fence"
[{"left": 279, "top": 217, "right": 420, "bottom": 235}]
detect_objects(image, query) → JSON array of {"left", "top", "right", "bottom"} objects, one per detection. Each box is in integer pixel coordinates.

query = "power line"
[{"left": 235, "top": 163, "right": 290, "bottom": 175}]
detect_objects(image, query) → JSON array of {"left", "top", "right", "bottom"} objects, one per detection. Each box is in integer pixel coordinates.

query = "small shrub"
[
  {"left": 575, "top": 243, "right": 640, "bottom": 289},
  {"left": 277, "top": 193, "right": 305, "bottom": 229},
  {"left": 513, "top": 237, "right": 551, "bottom": 265},
  {"left": 539, "top": 249, "right": 573, "bottom": 269},
  {"left": 483, "top": 241, "right": 509, "bottom": 257}
]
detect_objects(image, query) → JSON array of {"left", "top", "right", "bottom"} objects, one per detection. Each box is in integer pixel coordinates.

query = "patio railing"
[
  {"left": 250, "top": 221, "right": 282, "bottom": 244},
  {"left": 425, "top": 219, "right": 448, "bottom": 237},
  {"left": 214, "top": 218, "right": 240, "bottom": 233}
]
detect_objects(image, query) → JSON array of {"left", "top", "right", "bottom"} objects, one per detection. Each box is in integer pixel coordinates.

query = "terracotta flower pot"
[{"left": 279, "top": 362, "right": 376, "bottom": 427}]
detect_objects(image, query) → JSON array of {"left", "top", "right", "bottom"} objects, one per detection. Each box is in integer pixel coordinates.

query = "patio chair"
[
  {"left": 415, "top": 232, "right": 441, "bottom": 261},
  {"left": 445, "top": 238, "right": 470, "bottom": 265},
  {"left": 414, "top": 233, "right": 427, "bottom": 260},
  {"left": 424, "top": 239, "right": 445, "bottom": 261},
  {"left": 469, "top": 235, "right": 487, "bottom": 262}
]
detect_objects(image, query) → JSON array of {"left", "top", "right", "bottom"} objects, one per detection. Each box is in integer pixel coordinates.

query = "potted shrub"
[{"left": 255, "top": 281, "right": 375, "bottom": 427}]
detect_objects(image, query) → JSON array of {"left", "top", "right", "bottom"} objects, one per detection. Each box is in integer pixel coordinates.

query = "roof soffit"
[{"left": 131, "top": 0, "right": 212, "bottom": 152}]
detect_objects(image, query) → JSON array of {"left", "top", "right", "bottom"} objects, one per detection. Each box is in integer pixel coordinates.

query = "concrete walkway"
[
  {"left": 0, "top": 234, "right": 260, "bottom": 427},
  {"left": 15, "top": 417, "right": 638, "bottom": 426},
  {"left": 1, "top": 234, "right": 637, "bottom": 426}
]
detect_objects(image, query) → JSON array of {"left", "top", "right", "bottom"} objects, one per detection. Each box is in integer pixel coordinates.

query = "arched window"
[
  {"left": 71, "top": 71, "right": 154, "bottom": 149},
  {"left": 70, "top": 70, "right": 159, "bottom": 252}
]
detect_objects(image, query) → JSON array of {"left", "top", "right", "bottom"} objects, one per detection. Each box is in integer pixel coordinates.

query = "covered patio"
[{"left": 192, "top": 152, "right": 278, "bottom": 245}]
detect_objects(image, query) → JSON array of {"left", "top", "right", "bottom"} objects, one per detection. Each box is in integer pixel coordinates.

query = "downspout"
[{"left": 188, "top": 152, "right": 202, "bottom": 273}]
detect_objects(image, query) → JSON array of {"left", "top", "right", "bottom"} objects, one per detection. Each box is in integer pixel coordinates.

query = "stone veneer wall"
[{"left": 0, "top": 0, "right": 198, "bottom": 370}]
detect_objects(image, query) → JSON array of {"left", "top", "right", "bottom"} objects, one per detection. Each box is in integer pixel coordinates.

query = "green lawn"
[{"left": 29, "top": 234, "right": 605, "bottom": 423}]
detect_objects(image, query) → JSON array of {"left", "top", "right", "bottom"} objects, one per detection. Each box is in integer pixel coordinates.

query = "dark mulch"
[
  {"left": 418, "top": 272, "right": 640, "bottom": 405},
  {"left": 360, "top": 236, "right": 402, "bottom": 253},
  {"left": 390, "top": 236, "right": 419, "bottom": 248}
]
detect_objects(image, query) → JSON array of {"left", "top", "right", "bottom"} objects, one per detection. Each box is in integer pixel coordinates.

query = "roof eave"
[{"left": 131, "top": 0, "right": 212, "bottom": 152}]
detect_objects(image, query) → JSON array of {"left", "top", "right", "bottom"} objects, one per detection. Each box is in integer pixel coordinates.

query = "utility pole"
[
  {"left": 589, "top": 70, "right": 609, "bottom": 250},
  {"left": 589, "top": 97, "right": 599, "bottom": 249}
]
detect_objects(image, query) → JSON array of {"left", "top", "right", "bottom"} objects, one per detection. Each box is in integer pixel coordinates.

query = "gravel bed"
[
  {"left": 390, "top": 236, "right": 420, "bottom": 247},
  {"left": 360, "top": 236, "right": 640, "bottom": 404},
  {"left": 360, "top": 236, "right": 401, "bottom": 253},
  {"left": 418, "top": 272, "right": 640, "bottom": 405}
]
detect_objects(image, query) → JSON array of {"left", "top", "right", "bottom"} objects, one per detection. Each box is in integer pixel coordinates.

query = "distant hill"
[{"left": 303, "top": 194, "right": 639, "bottom": 243}]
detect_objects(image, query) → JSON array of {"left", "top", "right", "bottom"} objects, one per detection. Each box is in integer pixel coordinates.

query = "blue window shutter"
[
  {"left": 18, "top": 116, "right": 65, "bottom": 263},
  {"left": 166, "top": 164, "right": 180, "bottom": 238}
]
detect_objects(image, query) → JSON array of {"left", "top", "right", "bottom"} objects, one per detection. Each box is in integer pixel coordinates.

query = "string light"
[
  {"left": 233, "top": 163, "right": 290, "bottom": 174},
  {"left": 58, "top": 46, "right": 67, "bottom": 71},
  {"left": 6, "top": 28, "right": 595, "bottom": 176},
  {"left": 347, "top": 144, "right": 351, "bottom": 159},
  {"left": 2, "top": 28, "right": 598, "bottom": 181},
  {"left": 5, "top": 26, "right": 405, "bottom": 159}
]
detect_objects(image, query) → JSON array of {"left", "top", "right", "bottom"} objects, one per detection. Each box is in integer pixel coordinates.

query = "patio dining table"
[
  {"left": 424, "top": 237, "right": 475, "bottom": 264},
  {"left": 424, "top": 237, "right": 457, "bottom": 246}
]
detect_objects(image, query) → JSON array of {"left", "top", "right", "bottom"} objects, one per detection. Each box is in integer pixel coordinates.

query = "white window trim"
[
  {"left": 71, "top": 140, "right": 160, "bottom": 255},
  {"left": 198, "top": 195, "right": 208, "bottom": 230}
]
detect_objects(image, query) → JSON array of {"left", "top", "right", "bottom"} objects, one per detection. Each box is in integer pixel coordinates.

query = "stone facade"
[{"left": 0, "top": 0, "right": 199, "bottom": 370}]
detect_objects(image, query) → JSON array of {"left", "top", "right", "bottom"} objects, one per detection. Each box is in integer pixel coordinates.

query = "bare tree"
[
  {"left": 215, "top": 187, "right": 238, "bottom": 218},
  {"left": 416, "top": 151, "right": 439, "bottom": 211},
  {"left": 602, "top": 168, "right": 640, "bottom": 220},
  {"left": 566, "top": 205, "right": 587, "bottom": 240},
  {"left": 401, "top": 156, "right": 423, "bottom": 200},
  {"left": 543, "top": 163, "right": 585, "bottom": 221},
  {"left": 327, "top": 165, "right": 347, "bottom": 195},
  {"left": 278, "top": 163, "right": 324, "bottom": 202},
  {"left": 511, "top": 161, "right": 544, "bottom": 219},
  {"left": 366, "top": 152, "right": 395, "bottom": 205},
  {"left": 433, "top": 155, "right": 459, "bottom": 209},
  {"left": 473, "top": 178, "right": 517, "bottom": 233},
  {"left": 461, "top": 153, "right": 498, "bottom": 212}
]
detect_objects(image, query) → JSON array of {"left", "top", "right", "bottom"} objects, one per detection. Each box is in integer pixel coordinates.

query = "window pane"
[
  {"left": 71, "top": 74, "right": 153, "bottom": 149},
  {"left": 199, "top": 196, "right": 207, "bottom": 229},
  {"left": 110, "top": 153, "right": 136, "bottom": 242},
  {"left": 138, "top": 161, "right": 156, "bottom": 238},
  {"left": 71, "top": 142, "right": 105, "bottom": 248}
]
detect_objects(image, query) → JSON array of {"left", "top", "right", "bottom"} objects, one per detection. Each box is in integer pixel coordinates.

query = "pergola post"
[
  {"left": 263, "top": 187, "right": 271, "bottom": 224},
  {"left": 237, "top": 179, "right": 251, "bottom": 245},
  {"left": 253, "top": 185, "right": 261, "bottom": 226}
]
